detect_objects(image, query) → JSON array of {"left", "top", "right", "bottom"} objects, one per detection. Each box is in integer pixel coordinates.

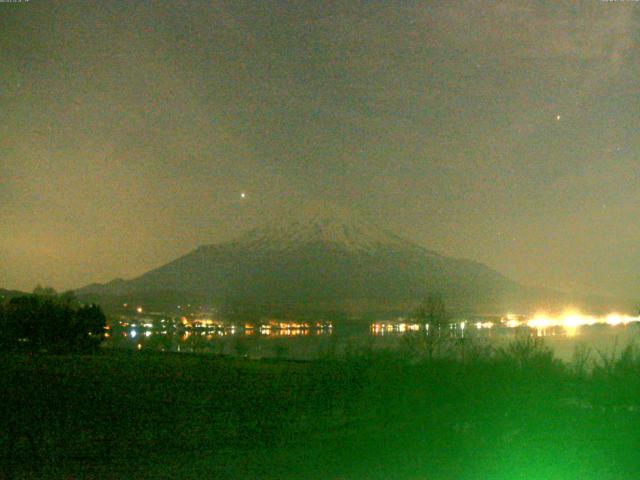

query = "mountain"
[{"left": 75, "top": 202, "right": 571, "bottom": 317}]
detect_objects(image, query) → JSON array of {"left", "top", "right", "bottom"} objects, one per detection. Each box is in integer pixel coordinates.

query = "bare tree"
[{"left": 404, "top": 293, "right": 450, "bottom": 361}]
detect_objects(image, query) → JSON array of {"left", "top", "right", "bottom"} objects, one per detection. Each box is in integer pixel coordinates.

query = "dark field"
[{"left": 2, "top": 339, "right": 640, "bottom": 479}]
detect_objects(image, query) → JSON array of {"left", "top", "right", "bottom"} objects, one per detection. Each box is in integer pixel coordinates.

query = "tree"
[
  {"left": 404, "top": 293, "right": 451, "bottom": 361},
  {"left": 58, "top": 290, "right": 79, "bottom": 307},
  {"left": 0, "top": 301, "right": 8, "bottom": 348},
  {"left": 416, "top": 293, "right": 448, "bottom": 327},
  {"left": 32, "top": 284, "right": 57, "bottom": 297},
  {"left": 0, "top": 293, "right": 106, "bottom": 353},
  {"left": 73, "top": 303, "right": 107, "bottom": 353}
]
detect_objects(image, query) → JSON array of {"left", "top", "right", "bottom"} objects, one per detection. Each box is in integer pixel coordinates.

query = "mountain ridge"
[
  {"left": 77, "top": 202, "right": 628, "bottom": 317},
  {"left": 76, "top": 202, "right": 521, "bottom": 315}
]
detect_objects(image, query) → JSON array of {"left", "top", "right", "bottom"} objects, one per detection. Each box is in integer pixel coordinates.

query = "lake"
[{"left": 103, "top": 316, "right": 640, "bottom": 363}]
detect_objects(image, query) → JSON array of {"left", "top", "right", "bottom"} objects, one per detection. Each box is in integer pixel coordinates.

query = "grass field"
[{"left": 1, "top": 337, "right": 640, "bottom": 479}]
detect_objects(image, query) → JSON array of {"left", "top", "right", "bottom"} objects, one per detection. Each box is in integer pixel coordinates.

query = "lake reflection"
[{"left": 104, "top": 315, "right": 640, "bottom": 362}]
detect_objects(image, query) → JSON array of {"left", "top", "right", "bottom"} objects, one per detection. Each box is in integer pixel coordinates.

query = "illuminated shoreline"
[{"left": 370, "top": 311, "right": 640, "bottom": 336}]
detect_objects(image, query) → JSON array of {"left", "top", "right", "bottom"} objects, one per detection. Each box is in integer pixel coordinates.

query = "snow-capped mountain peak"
[
  {"left": 226, "top": 201, "right": 431, "bottom": 253},
  {"left": 77, "top": 200, "right": 522, "bottom": 314}
]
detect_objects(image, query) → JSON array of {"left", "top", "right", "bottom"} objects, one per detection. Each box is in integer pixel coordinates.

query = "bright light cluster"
[
  {"left": 504, "top": 310, "right": 640, "bottom": 331},
  {"left": 475, "top": 321, "right": 494, "bottom": 329},
  {"left": 604, "top": 313, "right": 638, "bottom": 326},
  {"left": 371, "top": 323, "right": 421, "bottom": 335}
]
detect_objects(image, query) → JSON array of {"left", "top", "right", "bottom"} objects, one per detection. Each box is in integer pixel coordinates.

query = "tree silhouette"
[
  {"left": 416, "top": 293, "right": 448, "bottom": 327},
  {"left": 32, "top": 284, "right": 57, "bottom": 297},
  {"left": 0, "top": 292, "right": 106, "bottom": 353},
  {"left": 404, "top": 293, "right": 450, "bottom": 361}
]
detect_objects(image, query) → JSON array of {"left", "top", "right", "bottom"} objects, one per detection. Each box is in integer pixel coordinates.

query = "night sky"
[{"left": 1, "top": 1, "right": 638, "bottom": 298}]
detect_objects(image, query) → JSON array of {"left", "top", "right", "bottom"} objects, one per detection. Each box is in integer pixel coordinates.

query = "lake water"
[{"left": 103, "top": 320, "right": 640, "bottom": 363}]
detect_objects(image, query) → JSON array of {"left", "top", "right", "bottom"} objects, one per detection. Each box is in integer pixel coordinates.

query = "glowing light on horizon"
[
  {"left": 605, "top": 313, "right": 638, "bottom": 326},
  {"left": 527, "top": 314, "right": 553, "bottom": 330},
  {"left": 475, "top": 321, "right": 494, "bottom": 329},
  {"left": 520, "top": 310, "right": 640, "bottom": 334},
  {"left": 368, "top": 311, "right": 640, "bottom": 338}
]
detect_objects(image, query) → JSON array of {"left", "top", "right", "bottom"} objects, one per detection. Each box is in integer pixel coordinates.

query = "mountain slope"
[{"left": 77, "top": 203, "right": 525, "bottom": 315}]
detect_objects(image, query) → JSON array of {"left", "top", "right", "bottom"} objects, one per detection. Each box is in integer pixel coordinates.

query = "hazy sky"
[{"left": 1, "top": 0, "right": 639, "bottom": 298}]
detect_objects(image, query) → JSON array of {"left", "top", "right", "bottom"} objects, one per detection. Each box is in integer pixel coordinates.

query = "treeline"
[{"left": 0, "top": 287, "right": 106, "bottom": 353}]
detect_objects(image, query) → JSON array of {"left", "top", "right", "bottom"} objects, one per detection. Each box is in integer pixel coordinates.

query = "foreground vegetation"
[
  {"left": 1, "top": 333, "right": 639, "bottom": 479},
  {"left": 0, "top": 291, "right": 106, "bottom": 354}
]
